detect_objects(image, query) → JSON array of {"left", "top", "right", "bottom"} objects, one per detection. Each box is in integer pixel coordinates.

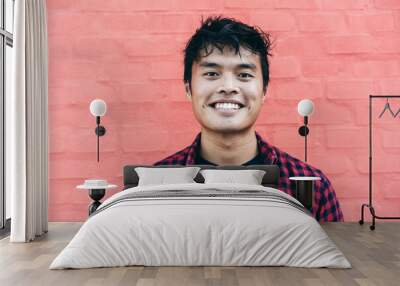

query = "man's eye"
[
  {"left": 238, "top": 73, "right": 253, "bottom": 78},
  {"left": 204, "top": 72, "right": 219, "bottom": 77}
]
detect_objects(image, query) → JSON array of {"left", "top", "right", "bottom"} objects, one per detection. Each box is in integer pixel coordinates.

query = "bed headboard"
[{"left": 123, "top": 165, "right": 280, "bottom": 189}]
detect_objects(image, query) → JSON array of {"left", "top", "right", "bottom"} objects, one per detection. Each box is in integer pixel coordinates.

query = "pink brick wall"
[{"left": 46, "top": 0, "right": 400, "bottom": 222}]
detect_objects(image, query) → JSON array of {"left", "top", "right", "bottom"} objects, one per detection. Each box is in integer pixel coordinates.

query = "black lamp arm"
[
  {"left": 94, "top": 116, "right": 106, "bottom": 162},
  {"left": 95, "top": 116, "right": 106, "bottom": 137},
  {"left": 298, "top": 116, "right": 310, "bottom": 163}
]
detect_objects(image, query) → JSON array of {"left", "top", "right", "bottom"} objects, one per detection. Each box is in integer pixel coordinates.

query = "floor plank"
[{"left": 0, "top": 222, "right": 399, "bottom": 286}]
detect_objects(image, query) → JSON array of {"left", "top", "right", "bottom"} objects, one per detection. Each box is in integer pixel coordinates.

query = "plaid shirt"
[{"left": 154, "top": 131, "right": 344, "bottom": 222}]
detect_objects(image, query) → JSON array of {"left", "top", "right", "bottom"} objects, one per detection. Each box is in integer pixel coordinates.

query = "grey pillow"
[
  {"left": 200, "top": 169, "right": 266, "bottom": 185},
  {"left": 135, "top": 167, "right": 201, "bottom": 186}
]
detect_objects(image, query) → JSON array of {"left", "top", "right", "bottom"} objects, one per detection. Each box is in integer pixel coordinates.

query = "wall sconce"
[
  {"left": 297, "top": 99, "right": 314, "bottom": 163},
  {"left": 89, "top": 99, "right": 107, "bottom": 162}
]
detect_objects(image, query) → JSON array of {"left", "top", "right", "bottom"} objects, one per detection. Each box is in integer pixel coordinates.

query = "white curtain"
[{"left": 7, "top": 0, "right": 49, "bottom": 242}]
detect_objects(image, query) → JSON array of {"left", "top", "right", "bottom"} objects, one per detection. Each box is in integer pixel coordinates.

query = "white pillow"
[
  {"left": 200, "top": 169, "right": 266, "bottom": 185},
  {"left": 135, "top": 167, "right": 201, "bottom": 186}
]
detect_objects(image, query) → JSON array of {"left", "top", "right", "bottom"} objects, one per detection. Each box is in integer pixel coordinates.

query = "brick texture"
[
  {"left": 374, "top": 0, "right": 400, "bottom": 9},
  {"left": 47, "top": 0, "right": 400, "bottom": 222},
  {"left": 297, "top": 13, "right": 347, "bottom": 32},
  {"left": 347, "top": 12, "right": 396, "bottom": 32},
  {"left": 325, "top": 35, "right": 376, "bottom": 54},
  {"left": 275, "top": 0, "right": 320, "bottom": 9},
  {"left": 249, "top": 12, "right": 296, "bottom": 31},
  {"left": 321, "top": 0, "right": 368, "bottom": 10},
  {"left": 269, "top": 80, "right": 324, "bottom": 100},
  {"left": 325, "top": 80, "right": 378, "bottom": 99}
]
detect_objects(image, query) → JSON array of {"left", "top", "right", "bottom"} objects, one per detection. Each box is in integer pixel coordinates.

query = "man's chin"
[{"left": 201, "top": 126, "right": 254, "bottom": 135}]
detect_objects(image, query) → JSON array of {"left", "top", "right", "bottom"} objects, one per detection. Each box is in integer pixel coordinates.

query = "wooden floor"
[{"left": 0, "top": 222, "right": 399, "bottom": 286}]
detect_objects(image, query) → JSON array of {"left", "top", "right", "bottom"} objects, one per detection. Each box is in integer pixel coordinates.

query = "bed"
[{"left": 50, "top": 164, "right": 351, "bottom": 269}]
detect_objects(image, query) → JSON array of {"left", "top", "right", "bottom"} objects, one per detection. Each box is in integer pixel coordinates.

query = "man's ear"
[
  {"left": 185, "top": 83, "right": 192, "bottom": 101},
  {"left": 262, "top": 86, "right": 268, "bottom": 103}
]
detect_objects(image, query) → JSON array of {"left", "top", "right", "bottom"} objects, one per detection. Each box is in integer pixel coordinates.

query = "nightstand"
[
  {"left": 289, "top": 176, "right": 321, "bottom": 211},
  {"left": 77, "top": 180, "right": 117, "bottom": 215}
]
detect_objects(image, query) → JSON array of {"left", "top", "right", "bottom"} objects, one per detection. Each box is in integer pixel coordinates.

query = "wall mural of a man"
[{"left": 154, "top": 16, "right": 343, "bottom": 222}]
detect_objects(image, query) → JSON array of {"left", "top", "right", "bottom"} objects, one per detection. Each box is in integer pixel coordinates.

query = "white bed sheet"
[{"left": 50, "top": 183, "right": 351, "bottom": 269}]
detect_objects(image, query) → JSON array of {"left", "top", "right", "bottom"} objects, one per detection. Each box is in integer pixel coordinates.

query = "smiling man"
[{"left": 154, "top": 16, "right": 343, "bottom": 222}]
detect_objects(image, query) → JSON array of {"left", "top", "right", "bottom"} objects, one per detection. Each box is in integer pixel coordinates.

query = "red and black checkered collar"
[{"left": 184, "top": 131, "right": 278, "bottom": 165}]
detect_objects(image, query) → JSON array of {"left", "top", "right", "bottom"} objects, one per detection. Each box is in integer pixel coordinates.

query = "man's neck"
[{"left": 199, "top": 128, "right": 258, "bottom": 165}]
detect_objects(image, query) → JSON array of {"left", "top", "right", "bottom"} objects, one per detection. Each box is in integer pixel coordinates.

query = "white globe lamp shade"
[
  {"left": 297, "top": 99, "right": 314, "bottom": 117},
  {"left": 90, "top": 99, "right": 107, "bottom": 117}
]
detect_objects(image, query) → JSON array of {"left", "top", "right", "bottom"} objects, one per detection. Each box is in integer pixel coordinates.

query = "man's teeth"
[{"left": 214, "top": 103, "right": 241, "bottom": 110}]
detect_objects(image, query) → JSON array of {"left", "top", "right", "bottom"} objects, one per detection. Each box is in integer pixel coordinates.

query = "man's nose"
[{"left": 216, "top": 74, "right": 239, "bottom": 94}]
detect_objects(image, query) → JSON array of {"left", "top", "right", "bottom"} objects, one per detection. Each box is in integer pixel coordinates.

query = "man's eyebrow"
[
  {"left": 198, "top": 61, "right": 221, "bottom": 68},
  {"left": 237, "top": 63, "right": 257, "bottom": 70},
  {"left": 198, "top": 61, "right": 257, "bottom": 70}
]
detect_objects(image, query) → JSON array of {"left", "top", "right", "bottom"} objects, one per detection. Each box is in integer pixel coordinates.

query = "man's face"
[{"left": 187, "top": 45, "right": 265, "bottom": 134}]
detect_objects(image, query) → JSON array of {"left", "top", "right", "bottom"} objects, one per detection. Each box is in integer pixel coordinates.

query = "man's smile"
[{"left": 207, "top": 101, "right": 246, "bottom": 116}]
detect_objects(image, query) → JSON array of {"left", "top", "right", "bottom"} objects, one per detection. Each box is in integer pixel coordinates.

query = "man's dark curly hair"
[{"left": 183, "top": 16, "right": 273, "bottom": 92}]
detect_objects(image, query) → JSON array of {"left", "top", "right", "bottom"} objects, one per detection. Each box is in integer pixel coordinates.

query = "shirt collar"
[{"left": 185, "top": 131, "right": 278, "bottom": 165}]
